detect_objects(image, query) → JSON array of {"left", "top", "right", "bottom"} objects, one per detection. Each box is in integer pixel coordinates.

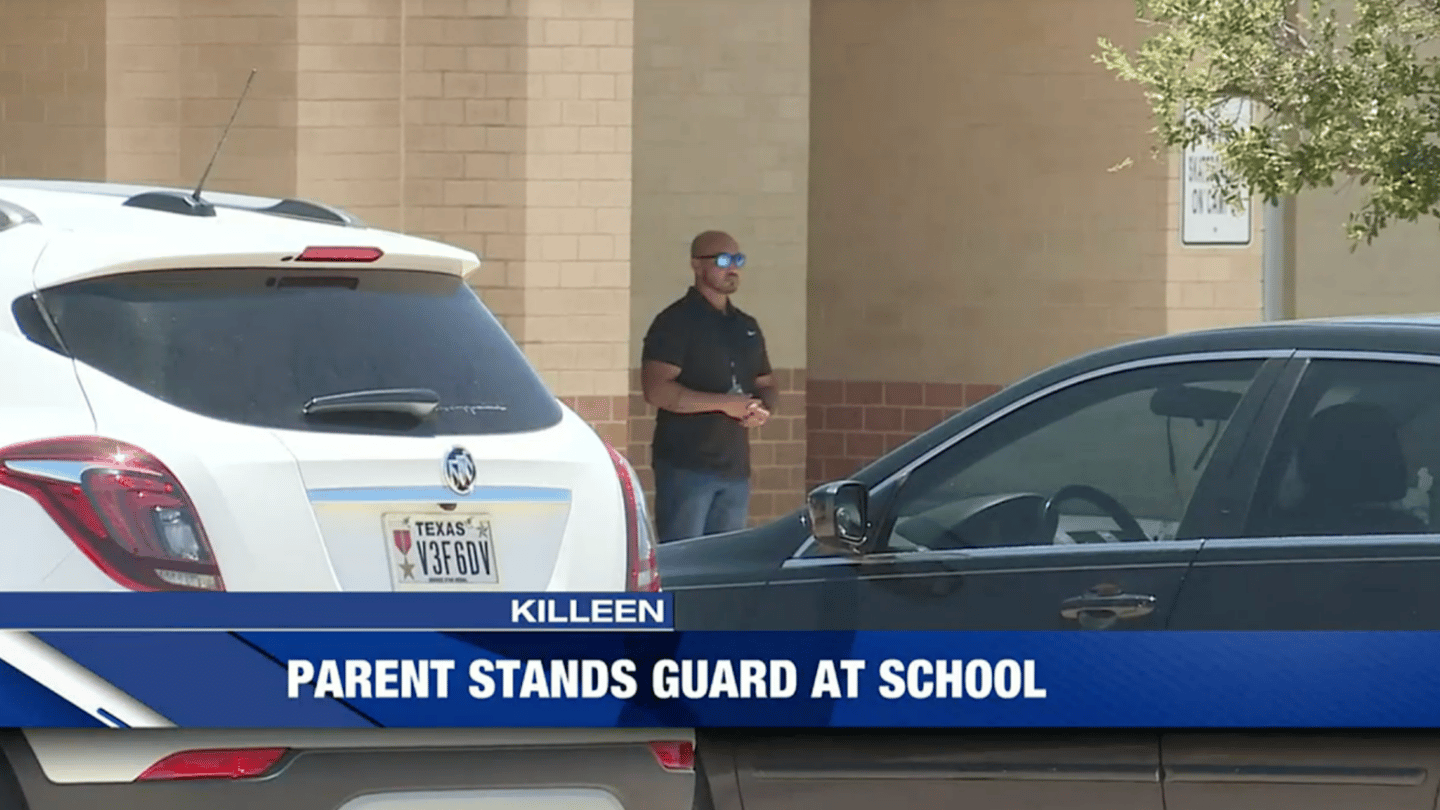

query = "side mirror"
[{"left": 807, "top": 479, "right": 873, "bottom": 554}]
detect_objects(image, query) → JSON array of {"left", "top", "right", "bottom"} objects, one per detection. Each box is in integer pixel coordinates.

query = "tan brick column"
[
  {"left": 0, "top": 0, "right": 107, "bottom": 179},
  {"left": 517, "top": 0, "right": 634, "bottom": 449},
  {"left": 106, "top": 0, "right": 299, "bottom": 195},
  {"left": 295, "top": 1, "right": 402, "bottom": 230}
]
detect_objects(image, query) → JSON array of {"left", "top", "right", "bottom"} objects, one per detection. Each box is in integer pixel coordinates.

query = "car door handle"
[{"left": 1059, "top": 593, "right": 1157, "bottom": 621}]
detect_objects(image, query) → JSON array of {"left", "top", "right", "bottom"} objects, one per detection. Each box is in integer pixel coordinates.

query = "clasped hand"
[
  {"left": 740, "top": 399, "right": 769, "bottom": 428},
  {"left": 722, "top": 395, "right": 769, "bottom": 427}
]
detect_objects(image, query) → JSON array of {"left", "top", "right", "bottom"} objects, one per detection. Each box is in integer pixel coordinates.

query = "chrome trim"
[
  {"left": 777, "top": 559, "right": 1194, "bottom": 583},
  {"left": 782, "top": 551, "right": 872, "bottom": 570},
  {"left": 1194, "top": 554, "right": 1440, "bottom": 568},
  {"left": 1292, "top": 348, "right": 1440, "bottom": 363},
  {"left": 30, "top": 290, "right": 71, "bottom": 355},
  {"left": 307, "top": 485, "right": 570, "bottom": 504},
  {"left": 783, "top": 544, "right": 1201, "bottom": 571},
  {"left": 658, "top": 580, "right": 771, "bottom": 593},
  {"left": 755, "top": 763, "right": 1160, "bottom": 782},
  {"left": 788, "top": 350, "right": 1290, "bottom": 562},
  {"left": 1, "top": 460, "right": 88, "bottom": 484},
  {"left": 1199, "top": 534, "right": 1440, "bottom": 549},
  {"left": 0, "top": 197, "right": 41, "bottom": 231},
  {"left": 1165, "top": 764, "right": 1426, "bottom": 786}
]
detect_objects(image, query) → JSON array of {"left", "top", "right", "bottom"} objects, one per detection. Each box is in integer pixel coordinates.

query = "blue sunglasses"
[{"left": 695, "top": 252, "right": 746, "bottom": 269}]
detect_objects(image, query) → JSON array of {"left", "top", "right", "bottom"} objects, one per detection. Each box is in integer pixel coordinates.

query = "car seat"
[{"left": 1277, "top": 401, "right": 1430, "bottom": 536}]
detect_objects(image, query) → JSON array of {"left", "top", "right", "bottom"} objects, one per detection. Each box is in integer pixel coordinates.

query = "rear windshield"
[{"left": 19, "top": 268, "right": 563, "bottom": 436}]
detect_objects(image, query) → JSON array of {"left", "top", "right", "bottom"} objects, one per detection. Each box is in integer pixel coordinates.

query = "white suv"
[{"left": 0, "top": 179, "right": 660, "bottom": 594}]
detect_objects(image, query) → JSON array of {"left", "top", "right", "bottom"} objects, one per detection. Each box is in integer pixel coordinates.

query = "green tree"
[{"left": 1098, "top": 0, "right": 1440, "bottom": 245}]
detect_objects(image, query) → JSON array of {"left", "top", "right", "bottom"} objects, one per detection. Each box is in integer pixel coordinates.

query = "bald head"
[
  {"left": 690, "top": 230, "right": 737, "bottom": 258},
  {"left": 688, "top": 229, "right": 744, "bottom": 300}
]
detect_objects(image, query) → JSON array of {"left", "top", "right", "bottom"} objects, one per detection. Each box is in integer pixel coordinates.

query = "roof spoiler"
[{"left": 121, "top": 190, "right": 365, "bottom": 227}]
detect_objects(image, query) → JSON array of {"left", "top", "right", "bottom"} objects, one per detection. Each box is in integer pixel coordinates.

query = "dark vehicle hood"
[{"left": 656, "top": 508, "right": 808, "bottom": 589}]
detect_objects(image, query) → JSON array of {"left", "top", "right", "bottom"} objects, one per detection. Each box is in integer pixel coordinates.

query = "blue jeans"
[{"left": 652, "top": 459, "right": 751, "bottom": 542}]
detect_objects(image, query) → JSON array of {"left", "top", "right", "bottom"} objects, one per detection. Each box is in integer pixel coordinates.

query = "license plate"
[{"left": 383, "top": 513, "right": 499, "bottom": 588}]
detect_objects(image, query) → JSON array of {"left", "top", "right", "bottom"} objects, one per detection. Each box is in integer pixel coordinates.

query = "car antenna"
[{"left": 191, "top": 68, "right": 258, "bottom": 206}]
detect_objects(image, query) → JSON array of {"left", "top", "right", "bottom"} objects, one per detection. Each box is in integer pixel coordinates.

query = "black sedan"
[{"left": 659, "top": 315, "right": 1440, "bottom": 631}]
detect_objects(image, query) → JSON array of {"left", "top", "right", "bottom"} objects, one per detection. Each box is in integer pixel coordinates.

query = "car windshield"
[{"left": 22, "top": 267, "right": 562, "bottom": 436}]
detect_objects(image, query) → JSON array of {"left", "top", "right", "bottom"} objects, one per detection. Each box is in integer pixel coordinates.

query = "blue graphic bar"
[
  {"left": 17, "top": 630, "right": 1440, "bottom": 728},
  {"left": 0, "top": 593, "right": 671, "bottom": 631}
]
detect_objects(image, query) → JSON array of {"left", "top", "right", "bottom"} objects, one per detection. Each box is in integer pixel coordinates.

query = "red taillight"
[
  {"left": 603, "top": 442, "right": 661, "bottom": 592},
  {"left": 294, "top": 246, "right": 383, "bottom": 262},
  {"left": 136, "top": 748, "right": 288, "bottom": 781},
  {"left": 648, "top": 740, "right": 695, "bottom": 772},
  {"left": 0, "top": 437, "right": 224, "bottom": 591}
]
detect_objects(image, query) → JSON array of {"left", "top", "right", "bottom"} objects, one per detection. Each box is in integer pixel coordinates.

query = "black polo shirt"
[{"left": 642, "top": 286, "right": 772, "bottom": 480}]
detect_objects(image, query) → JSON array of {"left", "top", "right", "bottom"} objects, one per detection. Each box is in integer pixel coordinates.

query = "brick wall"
[
  {"left": 103, "top": 0, "right": 181, "bottom": 185},
  {"left": 806, "top": 379, "right": 1001, "bottom": 490},
  {"left": 808, "top": 0, "right": 1176, "bottom": 391},
  {"left": 295, "top": 1, "right": 401, "bottom": 229},
  {"left": 561, "top": 394, "right": 629, "bottom": 450},
  {"left": 1291, "top": 163, "right": 1440, "bottom": 320},
  {"left": 0, "top": 0, "right": 107, "bottom": 179},
  {"left": 104, "top": 1, "right": 299, "bottom": 194},
  {"left": 514, "top": 0, "right": 634, "bottom": 419},
  {"left": 175, "top": 2, "right": 299, "bottom": 197}
]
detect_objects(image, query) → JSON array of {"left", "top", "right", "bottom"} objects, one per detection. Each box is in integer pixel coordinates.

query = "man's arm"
[
  {"left": 751, "top": 326, "right": 778, "bottom": 414},
  {"left": 640, "top": 308, "right": 757, "bottom": 419},
  {"left": 642, "top": 360, "right": 751, "bottom": 415},
  {"left": 753, "top": 373, "right": 779, "bottom": 414}
]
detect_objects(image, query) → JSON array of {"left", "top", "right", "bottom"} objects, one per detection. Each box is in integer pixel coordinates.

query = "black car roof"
[{"left": 1061, "top": 314, "right": 1440, "bottom": 369}]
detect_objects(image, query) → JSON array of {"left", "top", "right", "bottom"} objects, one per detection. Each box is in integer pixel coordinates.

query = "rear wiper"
[{"left": 302, "top": 388, "right": 440, "bottom": 420}]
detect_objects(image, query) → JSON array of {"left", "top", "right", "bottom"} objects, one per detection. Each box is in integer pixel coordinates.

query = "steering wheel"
[{"left": 1038, "top": 483, "right": 1149, "bottom": 544}]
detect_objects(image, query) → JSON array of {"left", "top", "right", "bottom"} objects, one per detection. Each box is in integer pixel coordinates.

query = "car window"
[
  {"left": 1247, "top": 358, "right": 1440, "bottom": 538},
  {"left": 19, "top": 268, "right": 563, "bottom": 437},
  {"left": 799, "top": 359, "right": 1266, "bottom": 557}
]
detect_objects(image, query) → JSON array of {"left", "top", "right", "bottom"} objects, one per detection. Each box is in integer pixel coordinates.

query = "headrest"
[{"left": 1296, "top": 401, "right": 1408, "bottom": 504}]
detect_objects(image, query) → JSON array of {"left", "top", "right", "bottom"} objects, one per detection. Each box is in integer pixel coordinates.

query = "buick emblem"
[{"left": 442, "top": 446, "right": 476, "bottom": 496}]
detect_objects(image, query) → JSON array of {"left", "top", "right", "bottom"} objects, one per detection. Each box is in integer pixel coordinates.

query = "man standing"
[{"left": 641, "top": 230, "right": 778, "bottom": 542}]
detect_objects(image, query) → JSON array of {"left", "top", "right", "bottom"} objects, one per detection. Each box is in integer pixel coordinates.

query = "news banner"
[{"left": 0, "top": 592, "right": 1437, "bottom": 728}]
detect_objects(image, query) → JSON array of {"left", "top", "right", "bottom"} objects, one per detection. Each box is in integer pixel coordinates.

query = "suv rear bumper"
[{"left": 0, "top": 731, "right": 695, "bottom": 810}]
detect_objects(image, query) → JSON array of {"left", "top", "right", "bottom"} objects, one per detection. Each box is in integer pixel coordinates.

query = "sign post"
[{"left": 1181, "top": 98, "right": 1253, "bottom": 247}]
